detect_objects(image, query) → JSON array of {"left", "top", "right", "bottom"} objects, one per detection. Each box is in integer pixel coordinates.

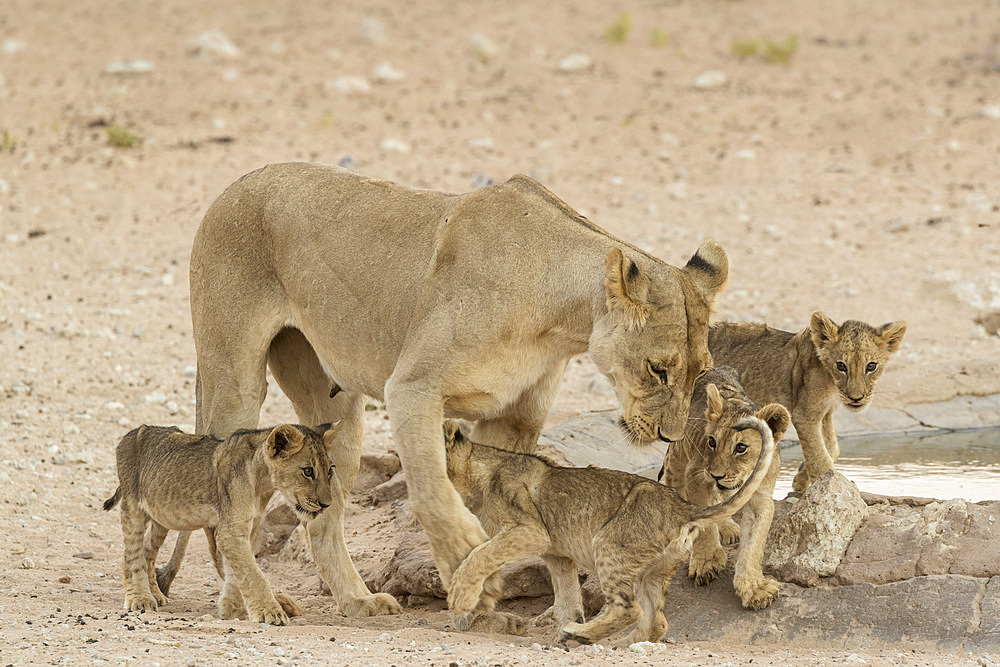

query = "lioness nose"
[
  {"left": 711, "top": 473, "right": 724, "bottom": 482},
  {"left": 317, "top": 500, "right": 330, "bottom": 509}
]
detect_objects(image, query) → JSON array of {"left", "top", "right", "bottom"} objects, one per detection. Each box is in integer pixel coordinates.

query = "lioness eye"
[
  {"left": 328, "top": 465, "right": 335, "bottom": 475},
  {"left": 836, "top": 361, "right": 848, "bottom": 373},
  {"left": 648, "top": 361, "right": 669, "bottom": 384},
  {"left": 707, "top": 436, "right": 717, "bottom": 449},
  {"left": 866, "top": 362, "right": 877, "bottom": 373},
  {"left": 302, "top": 467, "right": 314, "bottom": 479},
  {"left": 735, "top": 443, "right": 748, "bottom": 454}
]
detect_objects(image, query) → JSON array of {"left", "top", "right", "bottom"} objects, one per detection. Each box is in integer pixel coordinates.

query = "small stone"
[
  {"left": 765, "top": 225, "right": 785, "bottom": 240},
  {"left": 470, "top": 33, "right": 499, "bottom": 61},
  {"left": 557, "top": 53, "right": 592, "bottom": 72},
  {"left": 104, "top": 401, "right": 126, "bottom": 411},
  {"left": 981, "top": 105, "right": 1000, "bottom": 120},
  {"left": 166, "top": 401, "right": 179, "bottom": 415},
  {"left": 73, "top": 552, "right": 94, "bottom": 560},
  {"left": 845, "top": 654, "right": 867, "bottom": 664},
  {"left": 160, "top": 273, "right": 175, "bottom": 286},
  {"left": 694, "top": 70, "right": 728, "bottom": 88},
  {"left": 117, "top": 416, "right": 131, "bottom": 427},
  {"left": 373, "top": 62, "right": 405, "bottom": 83},
  {"left": 530, "top": 643, "right": 543, "bottom": 651},
  {"left": 142, "top": 392, "right": 167, "bottom": 405},
  {"left": 337, "top": 155, "right": 358, "bottom": 170},
  {"left": 468, "top": 137, "right": 493, "bottom": 149},
  {"left": 187, "top": 29, "right": 240, "bottom": 59},
  {"left": 104, "top": 60, "right": 154, "bottom": 75},
  {"left": 2, "top": 39, "right": 25, "bottom": 55},
  {"left": 736, "top": 149, "right": 756, "bottom": 160},
  {"left": 17, "top": 491, "right": 37, "bottom": 506},
  {"left": 182, "top": 366, "right": 197, "bottom": 379},
  {"left": 58, "top": 575, "right": 71, "bottom": 584},
  {"left": 380, "top": 138, "right": 411, "bottom": 154},
  {"left": 359, "top": 18, "right": 387, "bottom": 45},
  {"left": 471, "top": 173, "right": 494, "bottom": 189},
  {"left": 21, "top": 557, "right": 35, "bottom": 569},
  {"left": 63, "top": 423, "right": 81, "bottom": 436},
  {"left": 327, "top": 76, "right": 371, "bottom": 94}
]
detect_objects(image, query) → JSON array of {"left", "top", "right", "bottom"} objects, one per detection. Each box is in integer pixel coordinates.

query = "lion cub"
[
  {"left": 442, "top": 418, "right": 775, "bottom": 646},
  {"left": 709, "top": 312, "right": 906, "bottom": 492},
  {"left": 659, "top": 367, "right": 790, "bottom": 610},
  {"left": 103, "top": 423, "right": 340, "bottom": 624}
]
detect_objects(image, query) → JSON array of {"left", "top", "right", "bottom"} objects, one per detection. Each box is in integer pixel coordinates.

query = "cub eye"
[
  {"left": 836, "top": 361, "right": 848, "bottom": 373},
  {"left": 734, "top": 443, "right": 748, "bottom": 454},
  {"left": 866, "top": 362, "right": 878, "bottom": 373},
  {"left": 707, "top": 436, "right": 717, "bottom": 450},
  {"left": 648, "top": 361, "right": 669, "bottom": 384},
  {"left": 302, "top": 467, "right": 315, "bottom": 479}
]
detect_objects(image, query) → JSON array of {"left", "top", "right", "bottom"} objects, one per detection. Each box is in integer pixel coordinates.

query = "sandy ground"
[{"left": 2, "top": 0, "right": 1000, "bottom": 664}]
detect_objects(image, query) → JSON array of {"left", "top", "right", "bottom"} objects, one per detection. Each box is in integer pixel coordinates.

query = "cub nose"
[{"left": 710, "top": 473, "right": 724, "bottom": 482}]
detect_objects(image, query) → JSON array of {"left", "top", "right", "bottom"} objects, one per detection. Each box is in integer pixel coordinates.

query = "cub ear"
[
  {"left": 755, "top": 403, "right": 791, "bottom": 443},
  {"left": 704, "top": 383, "right": 724, "bottom": 423},
  {"left": 876, "top": 320, "right": 907, "bottom": 354},
  {"left": 810, "top": 311, "right": 840, "bottom": 349},
  {"left": 605, "top": 248, "right": 651, "bottom": 331},
  {"left": 681, "top": 241, "right": 728, "bottom": 309},
  {"left": 267, "top": 424, "right": 304, "bottom": 459},
  {"left": 442, "top": 419, "right": 463, "bottom": 447},
  {"left": 321, "top": 420, "right": 344, "bottom": 451}
]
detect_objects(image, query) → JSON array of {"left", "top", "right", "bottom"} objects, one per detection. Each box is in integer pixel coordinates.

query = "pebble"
[
  {"left": 58, "top": 575, "right": 71, "bottom": 584},
  {"left": 737, "top": 149, "right": 757, "bottom": 160},
  {"left": 199, "top": 614, "right": 213, "bottom": 622},
  {"left": 73, "top": 552, "right": 94, "bottom": 560},
  {"left": 160, "top": 273, "right": 175, "bottom": 286},
  {"left": 104, "top": 401, "right": 126, "bottom": 412},
  {"left": 187, "top": 29, "right": 240, "bottom": 59},
  {"left": 845, "top": 654, "right": 867, "bottom": 664},
  {"left": 557, "top": 53, "right": 593, "bottom": 72},
  {"left": 182, "top": 366, "right": 197, "bottom": 378},
  {"left": 694, "top": 70, "right": 728, "bottom": 88},
  {"left": 21, "top": 557, "right": 35, "bottom": 569},
  {"left": 337, "top": 155, "right": 358, "bottom": 170},
  {"left": 471, "top": 173, "right": 494, "bottom": 189},
  {"left": 327, "top": 76, "right": 371, "bottom": 94},
  {"left": 982, "top": 105, "right": 1000, "bottom": 120},
  {"left": 2, "top": 39, "right": 25, "bottom": 55},
  {"left": 359, "top": 18, "right": 387, "bottom": 45},
  {"left": 470, "top": 33, "right": 499, "bottom": 61},
  {"left": 104, "top": 60, "right": 154, "bottom": 75},
  {"left": 373, "top": 62, "right": 405, "bottom": 83},
  {"left": 765, "top": 225, "right": 785, "bottom": 240},
  {"left": 142, "top": 392, "right": 167, "bottom": 406},
  {"left": 380, "top": 138, "right": 411, "bottom": 154},
  {"left": 17, "top": 491, "right": 37, "bottom": 506},
  {"left": 63, "top": 423, "right": 81, "bottom": 436},
  {"left": 166, "top": 400, "right": 179, "bottom": 415}
]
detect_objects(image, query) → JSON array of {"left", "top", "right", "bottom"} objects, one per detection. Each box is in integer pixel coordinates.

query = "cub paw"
[
  {"left": 734, "top": 575, "right": 781, "bottom": 610},
  {"left": 689, "top": 548, "right": 727, "bottom": 586},
  {"left": 558, "top": 622, "right": 592, "bottom": 645},
  {"left": 339, "top": 592, "right": 402, "bottom": 617},
  {"left": 274, "top": 593, "right": 302, "bottom": 618},
  {"left": 125, "top": 594, "right": 159, "bottom": 613},
  {"left": 719, "top": 518, "right": 741, "bottom": 545}
]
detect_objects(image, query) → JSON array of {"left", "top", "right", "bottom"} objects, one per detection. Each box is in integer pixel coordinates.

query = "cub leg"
[
  {"left": 144, "top": 521, "right": 169, "bottom": 606},
  {"left": 533, "top": 555, "right": 585, "bottom": 628},
  {"left": 821, "top": 411, "right": 840, "bottom": 463},
  {"left": 622, "top": 545, "right": 688, "bottom": 646},
  {"left": 268, "top": 327, "right": 400, "bottom": 617},
  {"left": 215, "top": 519, "right": 287, "bottom": 625},
  {"left": 791, "top": 410, "right": 833, "bottom": 493},
  {"left": 121, "top": 500, "right": 159, "bottom": 612},
  {"left": 560, "top": 556, "right": 643, "bottom": 645},
  {"left": 733, "top": 491, "right": 781, "bottom": 610},
  {"left": 683, "top": 480, "right": 727, "bottom": 584},
  {"left": 447, "top": 526, "right": 549, "bottom": 632}
]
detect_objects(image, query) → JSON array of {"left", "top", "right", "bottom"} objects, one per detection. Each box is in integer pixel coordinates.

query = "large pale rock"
[
  {"left": 764, "top": 470, "right": 868, "bottom": 586},
  {"left": 255, "top": 497, "right": 299, "bottom": 556},
  {"left": 351, "top": 452, "right": 401, "bottom": 493}
]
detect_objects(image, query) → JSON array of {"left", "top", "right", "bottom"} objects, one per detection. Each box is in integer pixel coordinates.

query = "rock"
[
  {"left": 380, "top": 138, "right": 411, "bottom": 154},
  {"left": 182, "top": 365, "right": 197, "bottom": 378},
  {"left": 557, "top": 53, "right": 593, "bottom": 72},
  {"left": 141, "top": 391, "right": 167, "bottom": 405},
  {"left": 358, "top": 18, "right": 387, "bottom": 45},
  {"left": 187, "top": 30, "right": 240, "bottom": 59},
  {"left": 471, "top": 173, "right": 494, "bottom": 189},
  {"left": 373, "top": 62, "right": 405, "bottom": 83},
  {"left": 275, "top": 525, "right": 312, "bottom": 564},
  {"left": 976, "top": 310, "right": 1000, "bottom": 336},
  {"left": 104, "top": 59, "right": 154, "bottom": 75},
  {"left": 21, "top": 557, "right": 35, "bottom": 569},
  {"left": 369, "top": 472, "right": 407, "bottom": 505},
  {"left": 764, "top": 471, "right": 868, "bottom": 586},
  {"left": 337, "top": 155, "right": 358, "bottom": 170},
  {"left": 694, "top": 70, "right": 728, "bottom": 88},
  {"left": 72, "top": 552, "right": 94, "bottom": 560},
  {"left": 2, "top": 39, "right": 25, "bottom": 55},
  {"left": 469, "top": 33, "right": 499, "bottom": 62},
  {"left": 255, "top": 499, "right": 300, "bottom": 556},
  {"left": 537, "top": 409, "right": 666, "bottom": 475},
  {"left": 351, "top": 452, "right": 402, "bottom": 493},
  {"left": 983, "top": 105, "right": 1000, "bottom": 120},
  {"left": 499, "top": 557, "right": 551, "bottom": 599},
  {"left": 373, "top": 526, "right": 446, "bottom": 599},
  {"left": 326, "top": 76, "right": 371, "bottom": 94}
]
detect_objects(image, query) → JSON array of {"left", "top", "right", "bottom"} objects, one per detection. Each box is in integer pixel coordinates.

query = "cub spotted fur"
[
  {"left": 659, "top": 367, "right": 791, "bottom": 609},
  {"left": 709, "top": 312, "right": 906, "bottom": 492},
  {"left": 442, "top": 418, "right": 774, "bottom": 645},
  {"left": 103, "top": 423, "right": 341, "bottom": 624}
]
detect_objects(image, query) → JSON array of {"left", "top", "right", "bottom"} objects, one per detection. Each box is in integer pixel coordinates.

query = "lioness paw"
[
  {"left": 248, "top": 603, "right": 289, "bottom": 626},
  {"left": 339, "top": 593, "right": 401, "bottom": 617},
  {"left": 125, "top": 594, "right": 159, "bottom": 613},
  {"left": 734, "top": 575, "right": 781, "bottom": 610}
]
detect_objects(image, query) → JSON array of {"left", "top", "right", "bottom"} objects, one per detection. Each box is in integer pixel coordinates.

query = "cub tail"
[
  {"left": 103, "top": 487, "right": 122, "bottom": 511},
  {"left": 685, "top": 414, "right": 775, "bottom": 525}
]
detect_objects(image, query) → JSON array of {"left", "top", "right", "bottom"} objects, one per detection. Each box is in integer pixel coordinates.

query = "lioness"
[
  {"left": 659, "top": 367, "right": 790, "bottom": 609},
  {"left": 709, "top": 313, "right": 906, "bottom": 492},
  {"left": 104, "top": 423, "right": 340, "bottom": 625},
  {"left": 442, "top": 417, "right": 775, "bottom": 646},
  {"left": 172, "top": 162, "right": 728, "bottom": 618}
]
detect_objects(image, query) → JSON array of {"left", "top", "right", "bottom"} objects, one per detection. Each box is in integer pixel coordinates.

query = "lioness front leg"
[
  {"left": 215, "top": 520, "right": 287, "bottom": 625},
  {"left": 733, "top": 492, "right": 781, "bottom": 610}
]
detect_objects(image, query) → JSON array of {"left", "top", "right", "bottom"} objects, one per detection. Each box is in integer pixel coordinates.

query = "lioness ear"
[
  {"left": 267, "top": 425, "right": 304, "bottom": 459},
  {"left": 810, "top": 311, "right": 840, "bottom": 349},
  {"left": 876, "top": 320, "right": 907, "bottom": 354},
  {"left": 442, "top": 419, "right": 462, "bottom": 447},
  {"left": 704, "top": 383, "right": 724, "bottom": 423},
  {"left": 605, "top": 248, "right": 651, "bottom": 331},
  {"left": 756, "top": 403, "right": 791, "bottom": 443},
  {"left": 681, "top": 241, "right": 728, "bottom": 309}
]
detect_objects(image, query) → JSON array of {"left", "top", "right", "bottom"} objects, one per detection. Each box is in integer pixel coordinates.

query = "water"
[{"left": 774, "top": 428, "right": 1000, "bottom": 501}]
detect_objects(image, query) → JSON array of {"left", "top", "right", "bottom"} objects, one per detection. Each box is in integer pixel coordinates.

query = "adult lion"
[{"left": 171, "top": 162, "right": 728, "bottom": 617}]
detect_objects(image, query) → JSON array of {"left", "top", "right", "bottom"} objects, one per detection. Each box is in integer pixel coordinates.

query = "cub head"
[
  {"left": 701, "top": 383, "right": 790, "bottom": 493},
  {"left": 809, "top": 311, "right": 907, "bottom": 412},
  {"left": 590, "top": 241, "right": 728, "bottom": 445},
  {"left": 265, "top": 423, "right": 341, "bottom": 523},
  {"left": 442, "top": 420, "right": 480, "bottom": 507}
]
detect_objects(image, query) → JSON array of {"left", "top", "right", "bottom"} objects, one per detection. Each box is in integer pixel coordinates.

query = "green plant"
[
  {"left": 650, "top": 28, "right": 671, "bottom": 48},
  {"left": 730, "top": 35, "right": 798, "bottom": 64},
  {"left": 604, "top": 11, "right": 633, "bottom": 43},
  {"left": 106, "top": 125, "right": 143, "bottom": 148},
  {"left": 0, "top": 129, "right": 17, "bottom": 154}
]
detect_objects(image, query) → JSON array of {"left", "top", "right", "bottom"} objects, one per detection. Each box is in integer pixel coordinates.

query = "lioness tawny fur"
[
  {"left": 104, "top": 423, "right": 341, "bottom": 624},
  {"left": 442, "top": 418, "right": 774, "bottom": 645}
]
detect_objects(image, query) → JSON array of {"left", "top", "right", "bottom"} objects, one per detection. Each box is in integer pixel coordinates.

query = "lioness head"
[
  {"left": 701, "top": 383, "right": 790, "bottom": 493},
  {"left": 590, "top": 241, "right": 729, "bottom": 444},
  {"left": 809, "top": 312, "right": 907, "bottom": 412},
  {"left": 265, "top": 423, "right": 340, "bottom": 523}
]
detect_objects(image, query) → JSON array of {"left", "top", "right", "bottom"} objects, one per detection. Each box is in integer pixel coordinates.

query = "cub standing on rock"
[
  {"left": 659, "top": 366, "right": 791, "bottom": 609},
  {"left": 709, "top": 312, "right": 906, "bottom": 492},
  {"left": 103, "top": 423, "right": 341, "bottom": 625},
  {"left": 441, "top": 417, "right": 775, "bottom": 646},
  {"left": 169, "top": 162, "right": 729, "bottom": 626}
]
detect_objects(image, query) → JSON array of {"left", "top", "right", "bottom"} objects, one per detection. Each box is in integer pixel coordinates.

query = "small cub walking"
[
  {"left": 104, "top": 423, "right": 340, "bottom": 624},
  {"left": 442, "top": 418, "right": 775, "bottom": 646}
]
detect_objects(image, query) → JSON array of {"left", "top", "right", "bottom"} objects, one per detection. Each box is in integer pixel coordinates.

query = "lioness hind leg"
[
  {"left": 145, "top": 521, "right": 169, "bottom": 606},
  {"left": 121, "top": 501, "right": 159, "bottom": 612}
]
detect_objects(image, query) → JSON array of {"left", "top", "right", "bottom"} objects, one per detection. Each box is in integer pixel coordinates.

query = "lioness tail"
[{"left": 103, "top": 487, "right": 122, "bottom": 511}]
